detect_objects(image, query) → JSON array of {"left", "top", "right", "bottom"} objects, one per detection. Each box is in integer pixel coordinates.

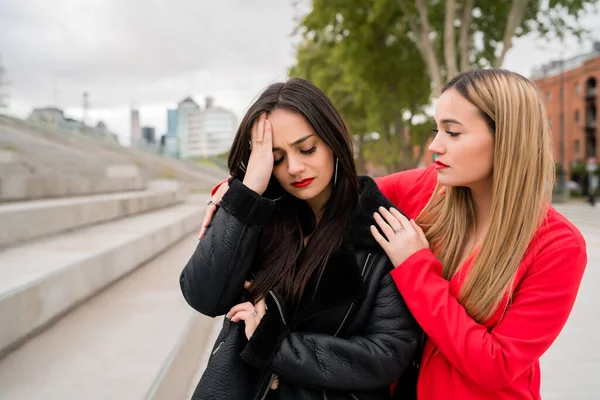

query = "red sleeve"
[
  {"left": 211, "top": 178, "right": 229, "bottom": 196},
  {"left": 375, "top": 165, "right": 437, "bottom": 219},
  {"left": 390, "top": 233, "right": 586, "bottom": 391}
]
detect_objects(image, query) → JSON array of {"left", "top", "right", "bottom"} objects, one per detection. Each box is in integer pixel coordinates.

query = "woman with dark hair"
[{"left": 180, "top": 78, "right": 420, "bottom": 400}]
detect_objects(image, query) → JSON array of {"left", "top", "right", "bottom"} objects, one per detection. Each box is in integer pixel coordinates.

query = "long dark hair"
[{"left": 228, "top": 78, "right": 359, "bottom": 305}]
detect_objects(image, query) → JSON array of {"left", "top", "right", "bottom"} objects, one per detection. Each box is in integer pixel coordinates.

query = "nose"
[
  {"left": 287, "top": 154, "right": 305, "bottom": 176},
  {"left": 428, "top": 131, "right": 446, "bottom": 156}
]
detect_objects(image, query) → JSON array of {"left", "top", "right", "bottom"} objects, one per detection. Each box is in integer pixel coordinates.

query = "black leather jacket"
[{"left": 181, "top": 177, "right": 420, "bottom": 400}]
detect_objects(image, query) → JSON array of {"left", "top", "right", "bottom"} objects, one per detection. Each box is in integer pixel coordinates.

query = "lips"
[
  {"left": 292, "top": 178, "right": 314, "bottom": 188},
  {"left": 435, "top": 161, "right": 449, "bottom": 170}
]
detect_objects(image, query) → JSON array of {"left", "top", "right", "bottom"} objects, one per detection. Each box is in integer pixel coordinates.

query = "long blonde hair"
[{"left": 417, "top": 69, "right": 555, "bottom": 323}]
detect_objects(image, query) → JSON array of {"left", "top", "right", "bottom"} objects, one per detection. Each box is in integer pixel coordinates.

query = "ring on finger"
[
  {"left": 255, "top": 138, "right": 263, "bottom": 145},
  {"left": 251, "top": 309, "right": 258, "bottom": 317},
  {"left": 207, "top": 199, "right": 217, "bottom": 206},
  {"left": 393, "top": 226, "right": 403, "bottom": 233}
]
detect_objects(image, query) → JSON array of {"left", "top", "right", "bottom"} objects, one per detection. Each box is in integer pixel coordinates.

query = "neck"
[
  {"left": 468, "top": 179, "right": 493, "bottom": 243},
  {"left": 306, "top": 186, "right": 332, "bottom": 221}
]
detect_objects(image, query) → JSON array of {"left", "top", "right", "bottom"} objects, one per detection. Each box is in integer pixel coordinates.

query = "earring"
[{"left": 334, "top": 157, "right": 339, "bottom": 186}]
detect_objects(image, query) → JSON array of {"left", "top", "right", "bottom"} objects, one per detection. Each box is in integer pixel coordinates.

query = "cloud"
[
  {"left": 1, "top": 0, "right": 598, "bottom": 146},
  {"left": 0, "top": 0, "right": 300, "bottom": 143}
]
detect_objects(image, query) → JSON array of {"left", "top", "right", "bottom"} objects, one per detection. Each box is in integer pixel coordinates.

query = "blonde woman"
[
  {"left": 200, "top": 69, "right": 587, "bottom": 399},
  {"left": 372, "top": 69, "right": 587, "bottom": 399}
]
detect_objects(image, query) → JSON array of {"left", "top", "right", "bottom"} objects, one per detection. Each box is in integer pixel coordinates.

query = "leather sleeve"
[
  {"left": 180, "top": 179, "right": 275, "bottom": 317},
  {"left": 241, "top": 273, "right": 420, "bottom": 391}
]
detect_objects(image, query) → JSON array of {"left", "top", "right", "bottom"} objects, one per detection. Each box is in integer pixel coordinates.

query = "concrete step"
[
  {"left": 0, "top": 235, "right": 219, "bottom": 400},
  {"left": 0, "top": 173, "right": 147, "bottom": 202},
  {"left": 0, "top": 196, "right": 208, "bottom": 357},
  {"left": 0, "top": 181, "right": 183, "bottom": 248}
]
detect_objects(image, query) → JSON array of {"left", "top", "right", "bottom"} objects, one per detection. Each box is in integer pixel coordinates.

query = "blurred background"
[{"left": 0, "top": 1, "right": 599, "bottom": 399}]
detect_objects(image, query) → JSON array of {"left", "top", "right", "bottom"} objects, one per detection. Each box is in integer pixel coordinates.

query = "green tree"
[
  {"left": 291, "top": 0, "right": 596, "bottom": 172},
  {"left": 397, "top": 0, "right": 596, "bottom": 95},
  {"left": 292, "top": 0, "right": 433, "bottom": 172}
]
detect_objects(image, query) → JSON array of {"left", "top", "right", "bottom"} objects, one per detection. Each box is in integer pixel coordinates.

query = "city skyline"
[{"left": 1, "top": 0, "right": 599, "bottom": 146}]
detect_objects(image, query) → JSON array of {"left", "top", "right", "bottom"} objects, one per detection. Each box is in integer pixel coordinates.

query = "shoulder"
[
  {"left": 519, "top": 205, "right": 587, "bottom": 281},
  {"left": 531, "top": 206, "right": 586, "bottom": 254},
  {"left": 374, "top": 164, "right": 438, "bottom": 219}
]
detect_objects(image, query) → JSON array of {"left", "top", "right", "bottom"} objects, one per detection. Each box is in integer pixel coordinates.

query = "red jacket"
[{"left": 376, "top": 165, "right": 587, "bottom": 400}]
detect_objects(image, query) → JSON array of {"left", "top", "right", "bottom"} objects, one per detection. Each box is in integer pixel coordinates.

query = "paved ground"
[{"left": 541, "top": 202, "right": 600, "bottom": 399}]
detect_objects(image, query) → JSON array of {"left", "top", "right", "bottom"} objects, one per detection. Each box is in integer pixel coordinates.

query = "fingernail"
[{"left": 225, "top": 313, "right": 230, "bottom": 319}]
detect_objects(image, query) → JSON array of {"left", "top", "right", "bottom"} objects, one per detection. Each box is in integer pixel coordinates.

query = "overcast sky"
[{"left": 1, "top": 0, "right": 599, "bottom": 145}]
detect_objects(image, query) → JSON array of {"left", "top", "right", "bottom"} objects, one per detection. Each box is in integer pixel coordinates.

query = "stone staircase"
[
  {"left": 0, "top": 115, "right": 229, "bottom": 201},
  {"left": 0, "top": 185, "right": 220, "bottom": 400},
  {"left": 0, "top": 119, "right": 224, "bottom": 399}
]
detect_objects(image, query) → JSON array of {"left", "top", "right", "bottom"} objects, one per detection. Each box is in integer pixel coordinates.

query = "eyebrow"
[
  {"left": 272, "top": 134, "right": 315, "bottom": 152},
  {"left": 436, "top": 118, "right": 464, "bottom": 126}
]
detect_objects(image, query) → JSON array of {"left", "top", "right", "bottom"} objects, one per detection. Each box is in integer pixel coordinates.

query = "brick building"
[{"left": 532, "top": 43, "right": 600, "bottom": 176}]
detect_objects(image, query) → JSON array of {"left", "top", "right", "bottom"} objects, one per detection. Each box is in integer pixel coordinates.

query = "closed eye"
[
  {"left": 432, "top": 128, "right": 459, "bottom": 137},
  {"left": 300, "top": 146, "right": 317, "bottom": 155}
]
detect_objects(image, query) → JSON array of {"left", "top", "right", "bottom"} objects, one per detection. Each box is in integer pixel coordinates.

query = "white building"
[
  {"left": 176, "top": 97, "right": 200, "bottom": 159},
  {"left": 29, "top": 107, "right": 66, "bottom": 125},
  {"left": 130, "top": 108, "right": 141, "bottom": 146},
  {"left": 187, "top": 97, "right": 237, "bottom": 158}
]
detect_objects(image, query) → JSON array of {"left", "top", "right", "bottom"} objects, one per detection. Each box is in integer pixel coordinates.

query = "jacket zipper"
[
  {"left": 259, "top": 291, "right": 287, "bottom": 400},
  {"left": 325, "top": 253, "right": 372, "bottom": 399},
  {"left": 334, "top": 253, "right": 371, "bottom": 337},
  {"left": 260, "top": 374, "right": 276, "bottom": 400},
  {"left": 211, "top": 341, "right": 224, "bottom": 356},
  {"left": 268, "top": 290, "right": 287, "bottom": 326}
]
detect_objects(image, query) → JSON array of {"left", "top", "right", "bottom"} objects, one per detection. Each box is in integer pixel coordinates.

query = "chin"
[
  {"left": 290, "top": 189, "right": 318, "bottom": 201},
  {"left": 288, "top": 182, "right": 328, "bottom": 202},
  {"left": 436, "top": 173, "right": 463, "bottom": 187}
]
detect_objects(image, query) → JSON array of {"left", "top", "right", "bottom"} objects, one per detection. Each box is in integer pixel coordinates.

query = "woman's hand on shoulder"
[
  {"left": 370, "top": 206, "right": 430, "bottom": 267},
  {"left": 197, "top": 181, "right": 229, "bottom": 240}
]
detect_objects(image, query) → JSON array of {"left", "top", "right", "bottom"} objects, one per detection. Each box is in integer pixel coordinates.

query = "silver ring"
[
  {"left": 251, "top": 309, "right": 258, "bottom": 317},
  {"left": 207, "top": 199, "right": 216, "bottom": 206},
  {"left": 394, "top": 227, "right": 403, "bottom": 233}
]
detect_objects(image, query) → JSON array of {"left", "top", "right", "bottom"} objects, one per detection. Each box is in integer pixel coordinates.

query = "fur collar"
[
  {"left": 291, "top": 176, "right": 398, "bottom": 322},
  {"left": 345, "top": 176, "right": 396, "bottom": 250}
]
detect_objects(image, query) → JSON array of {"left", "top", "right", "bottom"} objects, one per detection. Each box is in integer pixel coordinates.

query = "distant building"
[
  {"left": 532, "top": 42, "right": 600, "bottom": 172},
  {"left": 131, "top": 108, "right": 141, "bottom": 146},
  {"left": 176, "top": 96, "right": 200, "bottom": 159},
  {"left": 142, "top": 126, "right": 156, "bottom": 144},
  {"left": 188, "top": 100, "right": 237, "bottom": 157},
  {"left": 167, "top": 109, "right": 178, "bottom": 137},
  {"left": 165, "top": 109, "right": 179, "bottom": 157},
  {"left": 28, "top": 107, "right": 118, "bottom": 143},
  {"left": 29, "top": 107, "right": 66, "bottom": 125}
]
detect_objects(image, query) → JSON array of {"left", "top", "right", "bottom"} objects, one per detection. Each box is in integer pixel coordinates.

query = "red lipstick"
[
  {"left": 435, "top": 161, "right": 449, "bottom": 170},
  {"left": 292, "top": 178, "right": 314, "bottom": 188}
]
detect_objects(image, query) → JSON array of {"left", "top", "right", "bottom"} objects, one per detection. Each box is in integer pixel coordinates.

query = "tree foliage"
[{"left": 290, "top": 0, "right": 597, "bottom": 171}]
